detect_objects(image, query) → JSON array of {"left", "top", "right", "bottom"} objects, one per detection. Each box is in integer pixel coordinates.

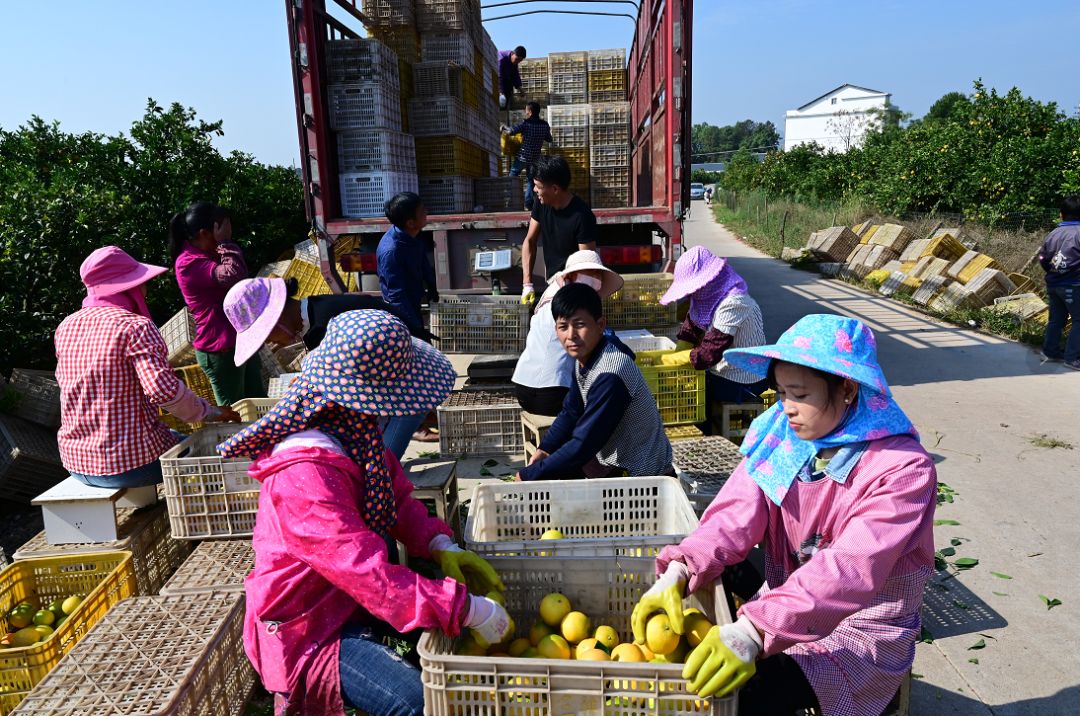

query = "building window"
[{"left": 831, "top": 98, "right": 838, "bottom": 105}]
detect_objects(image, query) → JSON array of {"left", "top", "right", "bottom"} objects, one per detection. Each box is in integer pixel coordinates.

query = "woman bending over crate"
[
  {"left": 170, "top": 201, "right": 265, "bottom": 405},
  {"left": 221, "top": 276, "right": 433, "bottom": 458},
  {"left": 660, "top": 246, "right": 767, "bottom": 416},
  {"left": 511, "top": 249, "right": 624, "bottom": 416},
  {"left": 55, "top": 247, "right": 239, "bottom": 489},
  {"left": 631, "top": 314, "right": 935, "bottom": 716},
  {"left": 217, "top": 310, "right": 510, "bottom": 716}
]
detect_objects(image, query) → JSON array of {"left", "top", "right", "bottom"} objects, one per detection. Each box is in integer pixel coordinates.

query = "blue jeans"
[
  {"left": 380, "top": 413, "right": 427, "bottom": 459},
  {"left": 510, "top": 159, "right": 536, "bottom": 210},
  {"left": 69, "top": 430, "right": 186, "bottom": 488},
  {"left": 339, "top": 624, "right": 424, "bottom": 715},
  {"left": 1043, "top": 283, "right": 1080, "bottom": 361}
]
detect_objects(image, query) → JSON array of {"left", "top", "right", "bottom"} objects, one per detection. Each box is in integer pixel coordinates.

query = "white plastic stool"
[{"left": 33, "top": 477, "right": 159, "bottom": 545}]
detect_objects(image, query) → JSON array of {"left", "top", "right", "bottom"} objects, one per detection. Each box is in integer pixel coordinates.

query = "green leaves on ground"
[
  {"left": 934, "top": 519, "right": 961, "bottom": 526},
  {"left": 1039, "top": 595, "right": 1062, "bottom": 610},
  {"left": 990, "top": 571, "right": 1012, "bottom": 580},
  {"left": 953, "top": 557, "right": 979, "bottom": 570},
  {"left": 968, "top": 639, "right": 986, "bottom": 650},
  {"left": 937, "top": 483, "right": 957, "bottom": 505}
]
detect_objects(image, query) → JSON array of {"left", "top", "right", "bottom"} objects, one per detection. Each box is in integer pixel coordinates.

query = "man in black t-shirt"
[{"left": 520, "top": 155, "right": 598, "bottom": 305}]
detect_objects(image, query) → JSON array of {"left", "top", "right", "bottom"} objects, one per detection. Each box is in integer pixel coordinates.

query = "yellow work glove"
[
  {"left": 631, "top": 561, "right": 689, "bottom": 643},
  {"left": 660, "top": 349, "right": 693, "bottom": 366},
  {"left": 683, "top": 619, "right": 762, "bottom": 698},
  {"left": 521, "top": 283, "right": 537, "bottom": 306},
  {"left": 430, "top": 535, "right": 505, "bottom": 595}
]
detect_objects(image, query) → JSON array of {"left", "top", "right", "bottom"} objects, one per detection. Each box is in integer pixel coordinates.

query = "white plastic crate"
[
  {"left": 407, "top": 96, "right": 469, "bottom": 137},
  {"left": 160, "top": 539, "right": 256, "bottom": 596},
  {"left": 361, "top": 0, "right": 415, "bottom": 26},
  {"left": 267, "top": 372, "right": 300, "bottom": 399},
  {"left": 326, "top": 38, "right": 400, "bottom": 86},
  {"left": 588, "top": 47, "right": 626, "bottom": 71},
  {"left": 412, "top": 60, "right": 464, "bottom": 98},
  {"left": 437, "top": 389, "right": 522, "bottom": 457},
  {"left": 420, "top": 30, "right": 474, "bottom": 71},
  {"left": 327, "top": 82, "right": 403, "bottom": 131},
  {"left": 621, "top": 335, "right": 676, "bottom": 354},
  {"left": 336, "top": 129, "right": 416, "bottom": 173},
  {"left": 418, "top": 176, "right": 474, "bottom": 214},
  {"left": 418, "top": 555, "right": 735, "bottom": 716},
  {"left": 429, "top": 295, "right": 529, "bottom": 353},
  {"left": 339, "top": 170, "right": 418, "bottom": 218},
  {"left": 159, "top": 307, "right": 196, "bottom": 366},
  {"left": 464, "top": 476, "right": 697, "bottom": 557},
  {"left": 548, "top": 103, "right": 591, "bottom": 129},
  {"left": 160, "top": 425, "right": 259, "bottom": 540},
  {"left": 415, "top": 0, "right": 476, "bottom": 32},
  {"left": 591, "top": 143, "right": 630, "bottom": 169},
  {"left": 551, "top": 125, "right": 589, "bottom": 147}
]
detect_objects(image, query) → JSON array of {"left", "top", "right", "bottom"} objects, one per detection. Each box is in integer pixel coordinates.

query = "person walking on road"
[
  {"left": 1039, "top": 194, "right": 1080, "bottom": 369},
  {"left": 504, "top": 101, "right": 552, "bottom": 211},
  {"left": 631, "top": 314, "right": 935, "bottom": 715},
  {"left": 520, "top": 155, "right": 598, "bottom": 305}
]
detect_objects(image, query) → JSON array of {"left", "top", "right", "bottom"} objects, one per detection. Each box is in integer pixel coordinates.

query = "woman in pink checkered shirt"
[
  {"left": 55, "top": 247, "right": 238, "bottom": 488},
  {"left": 632, "top": 315, "right": 936, "bottom": 716}
]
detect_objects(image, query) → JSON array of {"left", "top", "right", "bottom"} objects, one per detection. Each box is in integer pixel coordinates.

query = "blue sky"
[{"left": 3, "top": 1, "right": 1077, "bottom": 166}]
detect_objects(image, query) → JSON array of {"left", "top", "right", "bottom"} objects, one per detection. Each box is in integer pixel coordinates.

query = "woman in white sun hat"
[{"left": 511, "top": 249, "right": 624, "bottom": 416}]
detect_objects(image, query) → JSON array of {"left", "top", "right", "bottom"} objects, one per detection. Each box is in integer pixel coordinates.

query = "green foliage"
[
  {"left": 692, "top": 119, "right": 780, "bottom": 159},
  {"left": 713, "top": 80, "right": 1080, "bottom": 224},
  {"left": 925, "top": 91, "right": 971, "bottom": 122},
  {"left": 0, "top": 100, "right": 306, "bottom": 373},
  {"left": 690, "top": 169, "right": 722, "bottom": 185}
]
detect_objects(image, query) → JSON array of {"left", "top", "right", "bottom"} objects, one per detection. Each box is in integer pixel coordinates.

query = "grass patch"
[{"left": 1028, "top": 434, "right": 1074, "bottom": 450}]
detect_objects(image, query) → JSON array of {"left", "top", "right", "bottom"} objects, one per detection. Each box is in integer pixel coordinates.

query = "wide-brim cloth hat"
[
  {"left": 225, "top": 278, "right": 289, "bottom": 366},
  {"left": 724, "top": 314, "right": 918, "bottom": 506},
  {"left": 217, "top": 310, "right": 456, "bottom": 535},
  {"left": 553, "top": 249, "right": 625, "bottom": 298},
  {"left": 660, "top": 246, "right": 747, "bottom": 327},
  {"left": 80, "top": 246, "right": 167, "bottom": 297}
]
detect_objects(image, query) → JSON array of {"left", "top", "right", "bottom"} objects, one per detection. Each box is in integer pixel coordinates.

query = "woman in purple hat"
[
  {"left": 660, "top": 246, "right": 767, "bottom": 419},
  {"left": 55, "top": 246, "right": 239, "bottom": 489},
  {"left": 631, "top": 314, "right": 936, "bottom": 716},
  {"left": 218, "top": 310, "right": 510, "bottom": 716}
]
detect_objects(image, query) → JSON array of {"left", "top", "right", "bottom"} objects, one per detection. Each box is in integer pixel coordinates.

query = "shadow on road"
[
  {"left": 923, "top": 568, "right": 1007, "bottom": 639},
  {"left": 721, "top": 256, "right": 1064, "bottom": 387},
  {"left": 913, "top": 682, "right": 1080, "bottom": 716}
]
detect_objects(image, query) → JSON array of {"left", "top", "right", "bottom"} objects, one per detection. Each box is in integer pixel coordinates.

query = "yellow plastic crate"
[
  {"left": 0, "top": 552, "right": 136, "bottom": 714},
  {"left": 175, "top": 364, "right": 215, "bottom": 404},
  {"left": 665, "top": 424, "right": 704, "bottom": 442},
  {"left": 602, "top": 273, "right": 678, "bottom": 330},
  {"left": 231, "top": 397, "right": 279, "bottom": 423},
  {"left": 282, "top": 256, "right": 333, "bottom": 299},
  {"left": 415, "top": 137, "right": 487, "bottom": 177},
  {"left": 635, "top": 349, "right": 706, "bottom": 426}
]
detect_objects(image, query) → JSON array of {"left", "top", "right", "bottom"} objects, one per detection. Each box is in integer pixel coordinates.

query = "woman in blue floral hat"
[
  {"left": 218, "top": 310, "right": 511, "bottom": 716},
  {"left": 631, "top": 314, "right": 936, "bottom": 716}
]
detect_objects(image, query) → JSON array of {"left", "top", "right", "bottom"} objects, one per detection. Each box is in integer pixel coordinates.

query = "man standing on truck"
[
  {"left": 520, "top": 155, "right": 598, "bottom": 306},
  {"left": 504, "top": 101, "right": 552, "bottom": 211},
  {"left": 498, "top": 45, "right": 527, "bottom": 110}
]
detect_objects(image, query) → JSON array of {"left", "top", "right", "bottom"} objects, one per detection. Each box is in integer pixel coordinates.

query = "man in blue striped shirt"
[{"left": 506, "top": 101, "right": 552, "bottom": 210}]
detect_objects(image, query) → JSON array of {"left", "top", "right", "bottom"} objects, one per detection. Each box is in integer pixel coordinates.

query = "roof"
[{"left": 796, "top": 84, "right": 889, "bottom": 111}]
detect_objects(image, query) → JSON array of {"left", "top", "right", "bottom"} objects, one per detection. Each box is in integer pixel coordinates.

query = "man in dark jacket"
[{"left": 1038, "top": 195, "right": 1080, "bottom": 368}]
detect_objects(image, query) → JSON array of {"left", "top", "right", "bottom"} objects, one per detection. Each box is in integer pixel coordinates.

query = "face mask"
[{"left": 572, "top": 274, "right": 602, "bottom": 291}]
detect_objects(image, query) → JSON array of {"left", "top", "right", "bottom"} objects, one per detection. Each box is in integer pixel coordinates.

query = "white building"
[{"left": 784, "top": 84, "right": 891, "bottom": 152}]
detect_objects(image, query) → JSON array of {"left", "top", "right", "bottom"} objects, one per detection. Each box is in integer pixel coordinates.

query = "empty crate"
[
  {"left": 437, "top": 389, "right": 522, "bottom": 457},
  {"left": 672, "top": 435, "right": 746, "bottom": 515},
  {"left": 336, "top": 129, "right": 416, "bottom": 173},
  {"left": 0, "top": 414, "right": 67, "bottom": 504},
  {"left": 328, "top": 83, "right": 402, "bottom": 131},
  {"left": 602, "top": 272, "right": 678, "bottom": 329},
  {"left": 159, "top": 308, "right": 196, "bottom": 366},
  {"left": 326, "top": 38, "right": 400, "bottom": 86},
  {"left": 160, "top": 425, "right": 258, "bottom": 540},
  {"left": 464, "top": 476, "right": 698, "bottom": 557},
  {"left": 418, "top": 176, "right": 474, "bottom": 214},
  {"left": 340, "top": 171, "right": 419, "bottom": 218},
  {"left": 429, "top": 295, "right": 529, "bottom": 353},
  {"left": 7, "top": 369, "right": 61, "bottom": 429},
  {"left": 160, "top": 539, "right": 256, "bottom": 596},
  {"left": 473, "top": 176, "right": 524, "bottom": 212}
]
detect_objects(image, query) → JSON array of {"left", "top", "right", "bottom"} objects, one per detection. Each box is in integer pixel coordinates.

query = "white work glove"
[
  {"left": 631, "top": 560, "right": 690, "bottom": 642},
  {"left": 464, "top": 594, "right": 512, "bottom": 646}
]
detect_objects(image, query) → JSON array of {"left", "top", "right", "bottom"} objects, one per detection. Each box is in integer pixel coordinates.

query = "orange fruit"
[
  {"left": 560, "top": 611, "right": 591, "bottom": 644},
  {"left": 537, "top": 634, "right": 572, "bottom": 660},
  {"left": 645, "top": 614, "right": 679, "bottom": 655}
]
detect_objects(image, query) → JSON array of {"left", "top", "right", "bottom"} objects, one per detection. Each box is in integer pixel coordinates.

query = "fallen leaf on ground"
[
  {"left": 968, "top": 639, "right": 986, "bottom": 650},
  {"left": 953, "top": 557, "right": 979, "bottom": 570},
  {"left": 934, "top": 519, "right": 961, "bottom": 526},
  {"left": 1039, "top": 595, "right": 1062, "bottom": 610},
  {"left": 990, "top": 572, "right": 1012, "bottom": 580},
  {"left": 968, "top": 658, "right": 979, "bottom": 665}
]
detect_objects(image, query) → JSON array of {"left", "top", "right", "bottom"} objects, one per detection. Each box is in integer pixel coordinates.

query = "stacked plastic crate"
[
  {"left": 328, "top": 36, "right": 416, "bottom": 218},
  {"left": 411, "top": 0, "right": 500, "bottom": 213},
  {"left": 365, "top": 0, "right": 421, "bottom": 129},
  {"left": 548, "top": 104, "right": 591, "bottom": 199},
  {"left": 589, "top": 100, "right": 631, "bottom": 208}
]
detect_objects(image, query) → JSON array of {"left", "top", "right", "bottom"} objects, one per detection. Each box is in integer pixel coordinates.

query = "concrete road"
[{"left": 684, "top": 205, "right": 1080, "bottom": 715}]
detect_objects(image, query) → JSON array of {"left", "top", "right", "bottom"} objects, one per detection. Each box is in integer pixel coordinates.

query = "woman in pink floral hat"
[
  {"left": 631, "top": 314, "right": 935, "bottom": 716},
  {"left": 660, "top": 246, "right": 767, "bottom": 415},
  {"left": 218, "top": 310, "right": 510, "bottom": 716}
]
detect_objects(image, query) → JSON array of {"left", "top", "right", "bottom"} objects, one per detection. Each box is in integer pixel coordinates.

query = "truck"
[{"left": 285, "top": 0, "right": 693, "bottom": 292}]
